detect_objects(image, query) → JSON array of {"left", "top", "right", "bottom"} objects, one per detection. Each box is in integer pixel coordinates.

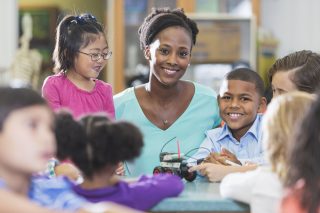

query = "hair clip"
[
  {"left": 85, "top": 14, "right": 97, "bottom": 22},
  {"left": 76, "top": 13, "right": 97, "bottom": 24},
  {"left": 75, "top": 16, "right": 85, "bottom": 24},
  {"left": 70, "top": 19, "right": 78, "bottom": 24}
]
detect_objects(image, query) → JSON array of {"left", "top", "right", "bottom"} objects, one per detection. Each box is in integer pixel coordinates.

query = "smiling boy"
[{"left": 192, "top": 68, "right": 267, "bottom": 166}]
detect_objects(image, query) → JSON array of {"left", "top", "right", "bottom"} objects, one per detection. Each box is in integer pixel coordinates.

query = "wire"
[
  {"left": 184, "top": 146, "right": 211, "bottom": 157},
  {"left": 159, "top": 136, "right": 177, "bottom": 155},
  {"left": 184, "top": 154, "right": 198, "bottom": 161},
  {"left": 184, "top": 154, "right": 205, "bottom": 164}
]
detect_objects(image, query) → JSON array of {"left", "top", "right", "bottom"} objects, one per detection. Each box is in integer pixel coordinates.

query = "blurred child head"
[
  {"left": 55, "top": 112, "right": 143, "bottom": 179},
  {"left": 54, "top": 109, "right": 84, "bottom": 161},
  {"left": 218, "top": 68, "right": 267, "bottom": 139},
  {"left": 284, "top": 92, "right": 320, "bottom": 212},
  {"left": 53, "top": 109, "right": 83, "bottom": 181},
  {"left": 53, "top": 13, "right": 111, "bottom": 76},
  {"left": 262, "top": 91, "right": 315, "bottom": 181},
  {"left": 268, "top": 50, "right": 320, "bottom": 97},
  {"left": 0, "top": 87, "right": 56, "bottom": 176}
]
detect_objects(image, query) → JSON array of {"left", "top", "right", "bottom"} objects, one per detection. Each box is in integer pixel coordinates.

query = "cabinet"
[
  {"left": 188, "top": 14, "right": 256, "bottom": 68},
  {"left": 185, "top": 13, "right": 256, "bottom": 93}
]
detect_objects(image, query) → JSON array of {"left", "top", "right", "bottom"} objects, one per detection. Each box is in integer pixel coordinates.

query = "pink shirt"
[{"left": 42, "top": 72, "right": 115, "bottom": 119}]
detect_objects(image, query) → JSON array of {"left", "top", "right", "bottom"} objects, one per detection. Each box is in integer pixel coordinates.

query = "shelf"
[{"left": 188, "top": 13, "right": 256, "bottom": 69}]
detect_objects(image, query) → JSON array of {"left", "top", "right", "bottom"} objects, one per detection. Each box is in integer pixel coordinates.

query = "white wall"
[
  {"left": 261, "top": 0, "right": 320, "bottom": 57},
  {"left": 0, "top": 0, "right": 18, "bottom": 70}
]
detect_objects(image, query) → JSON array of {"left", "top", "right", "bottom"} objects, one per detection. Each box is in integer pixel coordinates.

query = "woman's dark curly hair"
[
  {"left": 138, "top": 7, "right": 199, "bottom": 50},
  {"left": 285, "top": 92, "right": 320, "bottom": 213},
  {"left": 56, "top": 112, "right": 144, "bottom": 179}
]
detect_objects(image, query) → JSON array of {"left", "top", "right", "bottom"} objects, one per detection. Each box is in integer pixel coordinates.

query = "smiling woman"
[
  {"left": 41, "top": 13, "right": 115, "bottom": 119},
  {"left": 114, "top": 7, "right": 221, "bottom": 177}
]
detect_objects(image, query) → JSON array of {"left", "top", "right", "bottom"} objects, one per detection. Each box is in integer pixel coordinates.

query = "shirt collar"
[{"left": 217, "top": 114, "right": 262, "bottom": 142}]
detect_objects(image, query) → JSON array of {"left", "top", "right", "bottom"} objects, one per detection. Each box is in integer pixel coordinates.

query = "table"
[{"left": 151, "top": 177, "right": 250, "bottom": 213}]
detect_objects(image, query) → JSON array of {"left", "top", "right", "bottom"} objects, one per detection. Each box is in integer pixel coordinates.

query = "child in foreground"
[
  {"left": 0, "top": 87, "right": 140, "bottom": 213},
  {"left": 55, "top": 111, "right": 184, "bottom": 211},
  {"left": 281, "top": 92, "right": 320, "bottom": 213}
]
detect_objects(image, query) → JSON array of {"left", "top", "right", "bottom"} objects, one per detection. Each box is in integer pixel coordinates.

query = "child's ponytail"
[{"left": 54, "top": 110, "right": 92, "bottom": 177}]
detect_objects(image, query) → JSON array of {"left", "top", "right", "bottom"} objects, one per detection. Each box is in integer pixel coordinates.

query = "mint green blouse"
[{"left": 114, "top": 82, "right": 220, "bottom": 177}]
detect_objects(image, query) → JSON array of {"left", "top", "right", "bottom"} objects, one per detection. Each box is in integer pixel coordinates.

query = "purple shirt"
[
  {"left": 72, "top": 174, "right": 184, "bottom": 211},
  {"left": 42, "top": 72, "right": 115, "bottom": 119}
]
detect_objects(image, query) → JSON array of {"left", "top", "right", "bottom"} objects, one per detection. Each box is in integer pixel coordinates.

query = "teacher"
[{"left": 114, "top": 7, "right": 220, "bottom": 176}]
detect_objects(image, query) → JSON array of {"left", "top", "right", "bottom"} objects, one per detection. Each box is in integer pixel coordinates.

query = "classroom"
[{"left": 0, "top": 0, "right": 320, "bottom": 212}]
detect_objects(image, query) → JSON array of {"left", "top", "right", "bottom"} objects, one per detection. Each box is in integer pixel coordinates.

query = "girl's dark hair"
[
  {"left": 55, "top": 112, "right": 144, "bottom": 179},
  {"left": 225, "top": 68, "right": 265, "bottom": 97},
  {"left": 0, "top": 87, "right": 47, "bottom": 131},
  {"left": 285, "top": 93, "right": 320, "bottom": 213},
  {"left": 54, "top": 110, "right": 86, "bottom": 161},
  {"left": 268, "top": 50, "right": 320, "bottom": 93},
  {"left": 53, "top": 13, "right": 105, "bottom": 73},
  {"left": 138, "top": 7, "right": 199, "bottom": 50}
]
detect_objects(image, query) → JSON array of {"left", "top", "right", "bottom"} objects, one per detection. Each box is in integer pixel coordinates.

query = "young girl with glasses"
[
  {"left": 42, "top": 13, "right": 115, "bottom": 119},
  {"left": 42, "top": 13, "right": 124, "bottom": 177}
]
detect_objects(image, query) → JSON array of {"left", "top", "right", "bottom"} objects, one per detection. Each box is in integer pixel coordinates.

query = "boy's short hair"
[{"left": 225, "top": 68, "right": 265, "bottom": 97}]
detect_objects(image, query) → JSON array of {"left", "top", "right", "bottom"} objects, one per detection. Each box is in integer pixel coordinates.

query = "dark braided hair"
[
  {"left": 54, "top": 109, "right": 86, "bottom": 161},
  {"left": 138, "top": 7, "right": 199, "bottom": 50},
  {"left": 53, "top": 13, "right": 106, "bottom": 73}
]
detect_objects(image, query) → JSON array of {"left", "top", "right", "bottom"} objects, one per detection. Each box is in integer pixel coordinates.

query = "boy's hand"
[
  {"left": 220, "top": 148, "right": 242, "bottom": 165},
  {"left": 203, "top": 153, "right": 229, "bottom": 165}
]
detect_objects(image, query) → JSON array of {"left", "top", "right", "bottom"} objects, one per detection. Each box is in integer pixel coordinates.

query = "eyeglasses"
[{"left": 78, "top": 50, "right": 112, "bottom": 61}]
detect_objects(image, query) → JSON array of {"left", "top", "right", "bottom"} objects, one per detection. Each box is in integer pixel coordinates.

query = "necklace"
[
  {"left": 162, "top": 119, "right": 169, "bottom": 126},
  {"left": 145, "top": 87, "right": 170, "bottom": 127}
]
